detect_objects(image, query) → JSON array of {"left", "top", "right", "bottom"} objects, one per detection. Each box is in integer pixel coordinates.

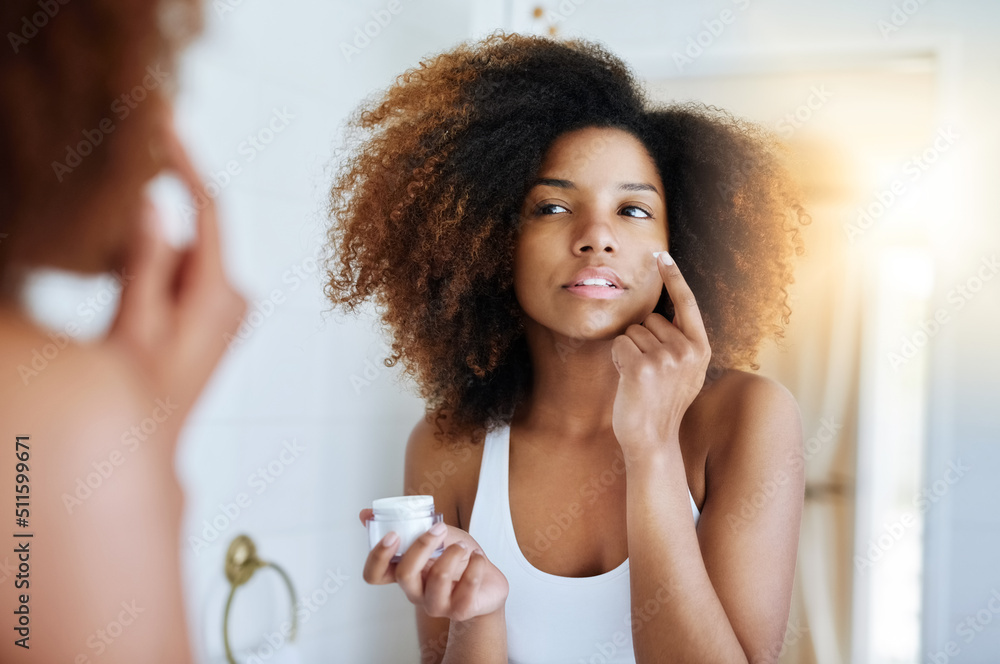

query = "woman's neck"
[{"left": 517, "top": 323, "right": 622, "bottom": 446}]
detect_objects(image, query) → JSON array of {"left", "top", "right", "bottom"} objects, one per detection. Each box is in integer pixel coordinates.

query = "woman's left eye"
[
  {"left": 537, "top": 203, "right": 568, "bottom": 214},
  {"left": 621, "top": 205, "right": 652, "bottom": 218}
]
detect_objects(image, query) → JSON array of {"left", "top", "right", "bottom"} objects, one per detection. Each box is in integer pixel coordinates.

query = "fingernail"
[
  {"left": 381, "top": 532, "right": 399, "bottom": 547},
  {"left": 456, "top": 541, "right": 469, "bottom": 551},
  {"left": 430, "top": 521, "right": 447, "bottom": 536},
  {"left": 653, "top": 250, "right": 674, "bottom": 266}
]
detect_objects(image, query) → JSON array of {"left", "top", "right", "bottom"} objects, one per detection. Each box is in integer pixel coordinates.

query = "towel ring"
[{"left": 222, "top": 534, "right": 298, "bottom": 664}]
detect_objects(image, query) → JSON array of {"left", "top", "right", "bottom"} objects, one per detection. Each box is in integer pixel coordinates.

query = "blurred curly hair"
[
  {"left": 325, "top": 31, "right": 809, "bottom": 446},
  {"left": 0, "top": 0, "right": 203, "bottom": 296}
]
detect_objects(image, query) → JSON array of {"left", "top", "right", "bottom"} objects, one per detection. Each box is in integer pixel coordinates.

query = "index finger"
[
  {"left": 156, "top": 111, "right": 224, "bottom": 276},
  {"left": 653, "top": 251, "right": 710, "bottom": 348}
]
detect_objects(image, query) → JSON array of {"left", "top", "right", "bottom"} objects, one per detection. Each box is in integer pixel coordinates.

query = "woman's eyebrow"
[{"left": 530, "top": 177, "right": 660, "bottom": 195}]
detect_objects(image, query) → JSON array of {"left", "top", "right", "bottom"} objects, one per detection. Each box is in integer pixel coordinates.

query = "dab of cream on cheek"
[
  {"left": 366, "top": 495, "right": 445, "bottom": 562},
  {"left": 651, "top": 250, "right": 673, "bottom": 265}
]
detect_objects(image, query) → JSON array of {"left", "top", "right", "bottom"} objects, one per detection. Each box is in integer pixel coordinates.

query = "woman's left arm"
[{"left": 610, "top": 253, "right": 805, "bottom": 664}]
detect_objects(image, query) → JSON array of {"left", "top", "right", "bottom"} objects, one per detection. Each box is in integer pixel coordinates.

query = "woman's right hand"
[{"left": 358, "top": 508, "right": 509, "bottom": 623}]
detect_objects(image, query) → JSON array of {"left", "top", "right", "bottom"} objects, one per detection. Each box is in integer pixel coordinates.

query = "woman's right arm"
[{"left": 358, "top": 414, "right": 508, "bottom": 663}]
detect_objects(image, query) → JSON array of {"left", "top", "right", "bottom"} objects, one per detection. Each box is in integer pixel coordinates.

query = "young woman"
[
  {"left": 329, "top": 32, "right": 809, "bottom": 663},
  {"left": 0, "top": 1, "right": 245, "bottom": 661}
]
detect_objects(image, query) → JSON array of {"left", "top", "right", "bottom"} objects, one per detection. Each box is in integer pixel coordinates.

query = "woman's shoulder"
[
  {"left": 0, "top": 320, "right": 150, "bottom": 425},
  {"left": 0, "top": 318, "right": 163, "bottom": 493},
  {"left": 689, "top": 368, "right": 802, "bottom": 469},
  {"left": 403, "top": 408, "right": 486, "bottom": 532},
  {"left": 699, "top": 367, "right": 796, "bottom": 408}
]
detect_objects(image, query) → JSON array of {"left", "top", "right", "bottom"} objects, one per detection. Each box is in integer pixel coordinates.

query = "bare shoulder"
[
  {"left": 0, "top": 321, "right": 150, "bottom": 419},
  {"left": 700, "top": 368, "right": 799, "bottom": 417},
  {"left": 403, "top": 409, "right": 483, "bottom": 531},
  {"left": 694, "top": 368, "right": 804, "bottom": 480}
]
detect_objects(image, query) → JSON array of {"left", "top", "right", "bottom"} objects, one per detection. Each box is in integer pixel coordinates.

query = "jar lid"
[{"left": 371, "top": 495, "right": 435, "bottom": 518}]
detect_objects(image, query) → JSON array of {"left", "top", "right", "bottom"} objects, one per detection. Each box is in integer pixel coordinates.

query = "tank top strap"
[{"left": 467, "top": 423, "right": 507, "bottom": 539}]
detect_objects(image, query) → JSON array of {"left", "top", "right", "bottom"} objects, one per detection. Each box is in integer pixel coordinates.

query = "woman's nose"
[{"left": 572, "top": 215, "right": 618, "bottom": 255}]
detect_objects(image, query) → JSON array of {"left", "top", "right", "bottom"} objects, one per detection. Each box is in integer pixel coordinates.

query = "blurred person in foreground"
[{"left": 0, "top": 0, "right": 245, "bottom": 661}]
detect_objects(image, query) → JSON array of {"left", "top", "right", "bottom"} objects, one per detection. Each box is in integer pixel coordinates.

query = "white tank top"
[{"left": 467, "top": 422, "right": 701, "bottom": 664}]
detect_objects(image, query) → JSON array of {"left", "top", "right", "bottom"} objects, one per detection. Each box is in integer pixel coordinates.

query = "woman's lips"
[{"left": 562, "top": 284, "right": 627, "bottom": 299}]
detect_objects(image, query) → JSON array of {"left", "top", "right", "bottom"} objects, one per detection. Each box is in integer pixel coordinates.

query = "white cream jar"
[{"left": 366, "top": 495, "right": 445, "bottom": 562}]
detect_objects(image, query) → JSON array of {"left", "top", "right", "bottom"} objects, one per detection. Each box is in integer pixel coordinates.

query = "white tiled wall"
[{"left": 171, "top": 2, "right": 473, "bottom": 662}]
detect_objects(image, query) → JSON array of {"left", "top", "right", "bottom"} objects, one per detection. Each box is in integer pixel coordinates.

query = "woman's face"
[{"left": 513, "top": 126, "right": 669, "bottom": 342}]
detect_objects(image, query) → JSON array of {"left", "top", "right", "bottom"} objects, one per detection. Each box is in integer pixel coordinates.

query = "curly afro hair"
[{"left": 325, "top": 31, "right": 809, "bottom": 446}]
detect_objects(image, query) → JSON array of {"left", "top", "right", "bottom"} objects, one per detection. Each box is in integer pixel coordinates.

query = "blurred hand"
[
  {"left": 106, "top": 109, "right": 246, "bottom": 433},
  {"left": 359, "top": 508, "right": 509, "bottom": 623}
]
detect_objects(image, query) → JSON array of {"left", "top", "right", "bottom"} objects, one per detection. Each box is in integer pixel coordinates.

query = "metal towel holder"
[{"left": 222, "top": 534, "right": 298, "bottom": 664}]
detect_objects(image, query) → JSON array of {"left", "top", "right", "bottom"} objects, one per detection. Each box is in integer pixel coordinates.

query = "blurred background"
[{"left": 19, "top": 0, "right": 1000, "bottom": 662}]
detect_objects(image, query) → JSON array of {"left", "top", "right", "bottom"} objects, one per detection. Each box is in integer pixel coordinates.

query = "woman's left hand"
[{"left": 610, "top": 251, "right": 712, "bottom": 464}]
